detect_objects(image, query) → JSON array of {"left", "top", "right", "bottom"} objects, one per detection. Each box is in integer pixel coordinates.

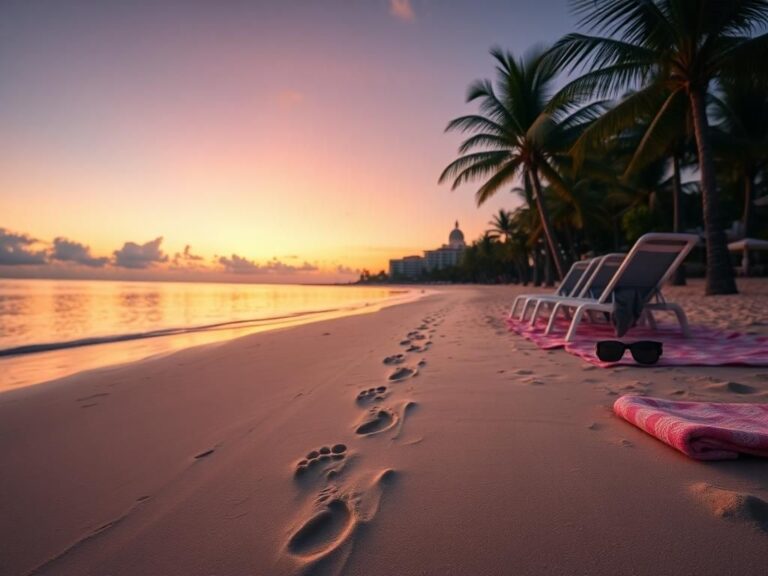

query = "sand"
[{"left": 1, "top": 279, "right": 767, "bottom": 576}]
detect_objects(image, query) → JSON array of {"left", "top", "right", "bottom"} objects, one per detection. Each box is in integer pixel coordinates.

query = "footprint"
[
  {"left": 287, "top": 499, "right": 354, "bottom": 559},
  {"left": 383, "top": 354, "right": 405, "bottom": 365},
  {"left": 513, "top": 369, "right": 533, "bottom": 376},
  {"left": 357, "top": 386, "right": 387, "bottom": 403},
  {"left": 388, "top": 367, "right": 417, "bottom": 382},
  {"left": 285, "top": 469, "right": 397, "bottom": 565},
  {"left": 356, "top": 408, "right": 396, "bottom": 436},
  {"left": 706, "top": 381, "right": 757, "bottom": 395},
  {"left": 295, "top": 445, "right": 347, "bottom": 477},
  {"left": 690, "top": 483, "right": 768, "bottom": 532},
  {"left": 411, "top": 334, "right": 426, "bottom": 341},
  {"left": 417, "top": 359, "right": 427, "bottom": 367}
]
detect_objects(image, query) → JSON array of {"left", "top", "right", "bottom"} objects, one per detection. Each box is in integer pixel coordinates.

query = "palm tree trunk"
[
  {"left": 671, "top": 155, "right": 686, "bottom": 285},
  {"left": 742, "top": 166, "right": 754, "bottom": 239},
  {"left": 528, "top": 169, "right": 565, "bottom": 280},
  {"left": 689, "top": 88, "right": 737, "bottom": 295},
  {"left": 543, "top": 242, "right": 554, "bottom": 287},
  {"left": 532, "top": 244, "right": 542, "bottom": 287}
]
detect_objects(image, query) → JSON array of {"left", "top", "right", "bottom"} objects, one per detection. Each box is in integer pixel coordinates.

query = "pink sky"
[{"left": 0, "top": 0, "right": 572, "bottom": 282}]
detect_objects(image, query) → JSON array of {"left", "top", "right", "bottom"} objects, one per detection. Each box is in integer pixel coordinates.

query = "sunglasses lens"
[
  {"left": 596, "top": 341, "right": 625, "bottom": 362},
  {"left": 629, "top": 341, "right": 662, "bottom": 365}
]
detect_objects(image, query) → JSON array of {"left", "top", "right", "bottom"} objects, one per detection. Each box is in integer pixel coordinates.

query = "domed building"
[
  {"left": 448, "top": 221, "right": 465, "bottom": 249},
  {"left": 389, "top": 221, "right": 467, "bottom": 278}
]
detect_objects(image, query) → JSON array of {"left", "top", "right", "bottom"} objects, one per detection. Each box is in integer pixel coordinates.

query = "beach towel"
[
  {"left": 614, "top": 396, "right": 768, "bottom": 460},
  {"left": 506, "top": 316, "right": 768, "bottom": 367}
]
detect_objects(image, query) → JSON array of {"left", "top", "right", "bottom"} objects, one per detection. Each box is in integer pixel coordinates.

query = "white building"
[
  {"left": 389, "top": 255, "right": 426, "bottom": 278},
  {"left": 389, "top": 222, "right": 467, "bottom": 278}
]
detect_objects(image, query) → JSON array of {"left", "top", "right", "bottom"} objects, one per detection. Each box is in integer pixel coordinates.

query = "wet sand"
[{"left": 1, "top": 280, "right": 767, "bottom": 575}]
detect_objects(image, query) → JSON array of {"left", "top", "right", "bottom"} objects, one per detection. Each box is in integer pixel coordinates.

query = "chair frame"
[
  {"left": 542, "top": 233, "right": 699, "bottom": 342},
  {"left": 508, "top": 259, "right": 590, "bottom": 321},
  {"left": 525, "top": 254, "right": 625, "bottom": 326}
]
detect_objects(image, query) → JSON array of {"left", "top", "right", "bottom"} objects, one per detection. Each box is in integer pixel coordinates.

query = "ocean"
[{"left": 0, "top": 278, "right": 413, "bottom": 390}]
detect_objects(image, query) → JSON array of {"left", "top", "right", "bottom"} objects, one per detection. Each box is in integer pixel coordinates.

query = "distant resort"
[{"left": 388, "top": 221, "right": 466, "bottom": 279}]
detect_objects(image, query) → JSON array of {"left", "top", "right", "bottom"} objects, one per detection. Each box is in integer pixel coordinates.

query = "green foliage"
[{"left": 433, "top": 1, "right": 768, "bottom": 285}]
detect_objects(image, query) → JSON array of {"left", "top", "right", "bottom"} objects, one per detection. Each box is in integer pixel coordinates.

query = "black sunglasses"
[{"left": 595, "top": 340, "right": 663, "bottom": 365}]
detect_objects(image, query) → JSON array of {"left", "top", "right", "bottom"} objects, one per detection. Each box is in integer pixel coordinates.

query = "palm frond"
[
  {"left": 568, "top": 82, "right": 667, "bottom": 168},
  {"left": 475, "top": 158, "right": 524, "bottom": 205},
  {"left": 445, "top": 115, "right": 506, "bottom": 136},
  {"left": 438, "top": 151, "right": 510, "bottom": 188},
  {"left": 625, "top": 88, "right": 688, "bottom": 176}
]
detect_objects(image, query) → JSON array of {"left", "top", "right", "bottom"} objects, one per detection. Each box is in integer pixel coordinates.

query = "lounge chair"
[
  {"left": 508, "top": 259, "right": 591, "bottom": 321},
  {"left": 524, "top": 254, "right": 625, "bottom": 326},
  {"left": 543, "top": 233, "right": 699, "bottom": 342}
]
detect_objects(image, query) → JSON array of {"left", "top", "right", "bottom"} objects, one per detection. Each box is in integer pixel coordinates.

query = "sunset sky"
[{"left": 0, "top": 0, "right": 572, "bottom": 282}]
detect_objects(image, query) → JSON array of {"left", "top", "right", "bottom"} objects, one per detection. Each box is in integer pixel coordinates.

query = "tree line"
[{"left": 438, "top": 0, "right": 768, "bottom": 293}]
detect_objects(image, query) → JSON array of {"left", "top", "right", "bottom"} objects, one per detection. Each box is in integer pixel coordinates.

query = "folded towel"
[{"left": 613, "top": 396, "right": 768, "bottom": 460}]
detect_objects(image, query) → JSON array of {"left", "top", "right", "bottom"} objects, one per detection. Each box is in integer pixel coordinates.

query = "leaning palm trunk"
[
  {"left": 529, "top": 170, "right": 565, "bottom": 280},
  {"left": 689, "top": 89, "right": 737, "bottom": 295}
]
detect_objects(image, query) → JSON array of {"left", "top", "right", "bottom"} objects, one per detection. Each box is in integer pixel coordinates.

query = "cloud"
[
  {"left": 51, "top": 237, "right": 108, "bottom": 267},
  {"left": 336, "top": 264, "right": 360, "bottom": 275},
  {"left": 218, "top": 254, "right": 319, "bottom": 275},
  {"left": 0, "top": 228, "right": 47, "bottom": 265},
  {"left": 389, "top": 0, "right": 415, "bottom": 21},
  {"left": 218, "top": 254, "right": 260, "bottom": 274},
  {"left": 171, "top": 244, "right": 205, "bottom": 269},
  {"left": 113, "top": 237, "right": 168, "bottom": 269}
]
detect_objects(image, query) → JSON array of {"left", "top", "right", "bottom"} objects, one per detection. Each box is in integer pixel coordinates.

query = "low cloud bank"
[
  {"left": 52, "top": 238, "right": 109, "bottom": 267},
  {"left": 113, "top": 237, "right": 168, "bottom": 269},
  {"left": 0, "top": 228, "right": 47, "bottom": 265}
]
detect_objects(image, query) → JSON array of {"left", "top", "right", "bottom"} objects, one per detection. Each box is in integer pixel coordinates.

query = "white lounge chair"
[
  {"left": 508, "top": 259, "right": 591, "bottom": 321},
  {"left": 524, "top": 254, "right": 625, "bottom": 326},
  {"left": 543, "top": 233, "right": 699, "bottom": 342}
]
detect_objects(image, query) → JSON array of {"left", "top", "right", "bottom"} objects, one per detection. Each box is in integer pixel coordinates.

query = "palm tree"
[
  {"left": 712, "top": 76, "right": 768, "bottom": 239},
  {"left": 488, "top": 209, "right": 514, "bottom": 243},
  {"left": 547, "top": 0, "right": 768, "bottom": 295},
  {"left": 439, "top": 46, "right": 580, "bottom": 281}
]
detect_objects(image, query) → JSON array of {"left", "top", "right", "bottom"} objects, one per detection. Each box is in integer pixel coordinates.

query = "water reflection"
[{"left": 0, "top": 279, "right": 416, "bottom": 391}]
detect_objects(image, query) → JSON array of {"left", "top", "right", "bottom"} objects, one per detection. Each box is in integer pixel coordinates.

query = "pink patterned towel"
[{"left": 614, "top": 396, "right": 768, "bottom": 460}]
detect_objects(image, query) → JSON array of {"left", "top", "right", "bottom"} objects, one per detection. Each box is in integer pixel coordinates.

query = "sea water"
[{"left": 0, "top": 278, "right": 412, "bottom": 390}]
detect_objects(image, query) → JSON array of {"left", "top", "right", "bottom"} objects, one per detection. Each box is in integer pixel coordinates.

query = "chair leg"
[
  {"left": 520, "top": 298, "right": 534, "bottom": 321},
  {"left": 667, "top": 303, "right": 691, "bottom": 337},
  {"left": 565, "top": 305, "right": 589, "bottom": 342},
  {"left": 511, "top": 296, "right": 528, "bottom": 320},
  {"left": 643, "top": 309, "right": 657, "bottom": 331},
  {"left": 545, "top": 303, "right": 564, "bottom": 335},
  {"left": 528, "top": 300, "right": 544, "bottom": 326}
]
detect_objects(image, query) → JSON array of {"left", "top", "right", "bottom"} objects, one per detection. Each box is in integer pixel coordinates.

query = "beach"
[{"left": 1, "top": 280, "right": 767, "bottom": 576}]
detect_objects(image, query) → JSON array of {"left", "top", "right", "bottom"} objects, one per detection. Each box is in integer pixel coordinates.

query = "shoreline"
[
  {"left": 0, "top": 287, "right": 427, "bottom": 393},
  {"left": 1, "top": 281, "right": 767, "bottom": 575}
]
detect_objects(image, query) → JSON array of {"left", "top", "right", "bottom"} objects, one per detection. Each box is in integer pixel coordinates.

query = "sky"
[{"left": 0, "top": 0, "right": 574, "bottom": 283}]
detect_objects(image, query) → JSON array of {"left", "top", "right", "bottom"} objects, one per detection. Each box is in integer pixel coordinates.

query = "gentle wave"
[{"left": 0, "top": 306, "right": 346, "bottom": 357}]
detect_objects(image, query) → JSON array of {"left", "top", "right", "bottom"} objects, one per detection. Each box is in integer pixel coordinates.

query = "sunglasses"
[{"left": 595, "top": 340, "right": 663, "bottom": 365}]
